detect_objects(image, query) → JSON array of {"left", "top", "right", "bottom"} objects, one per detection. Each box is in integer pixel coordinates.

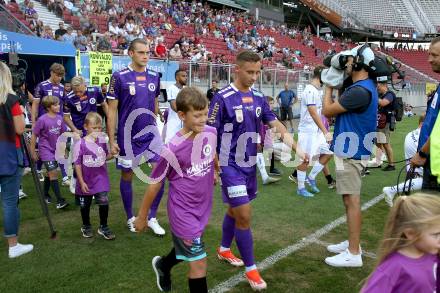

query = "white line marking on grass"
[
  {"left": 209, "top": 193, "right": 385, "bottom": 293},
  {"left": 312, "top": 239, "right": 377, "bottom": 259}
]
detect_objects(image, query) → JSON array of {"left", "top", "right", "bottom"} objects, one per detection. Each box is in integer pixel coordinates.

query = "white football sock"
[
  {"left": 309, "top": 162, "right": 324, "bottom": 180},
  {"left": 256, "top": 153, "right": 268, "bottom": 181},
  {"left": 297, "top": 170, "right": 306, "bottom": 189}
]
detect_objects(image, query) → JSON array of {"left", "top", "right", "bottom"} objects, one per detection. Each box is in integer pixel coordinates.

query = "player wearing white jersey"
[
  {"left": 296, "top": 67, "right": 333, "bottom": 197},
  {"left": 383, "top": 114, "right": 425, "bottom": 206}
]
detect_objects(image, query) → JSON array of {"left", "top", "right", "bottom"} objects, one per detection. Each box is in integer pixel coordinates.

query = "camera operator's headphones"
[{"left": 352, "top": 43, "right": 372, "bottom": 72}]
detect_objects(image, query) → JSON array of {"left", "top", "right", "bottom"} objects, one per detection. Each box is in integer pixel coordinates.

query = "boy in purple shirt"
[
  {"left": 208, "top": 50, "right": 305, "bottom": 291},
  {"left": 31, "top": 63, "right": 69, "bottom": 185},
  {"left": 73, "top": 112, "right": 115, "bottom": 240},
  {"left": 362, "top": 193, "right": 440, "bottom": 293},
  {"left": 107, "top": 38, "right": 166, "bottom": 235},
  {"left": 30, "top": 96, "right": 69, "bottom": 209},
  {"left": 64, "top": 76, "right": 108, "bottom": 137},
  {"left": 135, "top": 87, "right": 218, "bottom": 293}
]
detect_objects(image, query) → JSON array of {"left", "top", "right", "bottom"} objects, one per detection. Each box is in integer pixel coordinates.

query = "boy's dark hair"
[
  {"left": 176, "top": 86, "right": 208, "bottom": 113},
  {"left": 236, "top": 50, "right": 261, "bottom": 65},
  {"left": 50, "top": 63, "right": 65, "bottom": 76},
  {"left": 42, "top": 95, "right": 60, "bottom": 110},
  {"left": 128, "top": 38, "right": 149, "bottom": 52},
  {"left": 175, "top": 69, "right": 186, "bottom": 78},
  {"left": 312, "top": 66, "right": 325, "bottom": 79}
]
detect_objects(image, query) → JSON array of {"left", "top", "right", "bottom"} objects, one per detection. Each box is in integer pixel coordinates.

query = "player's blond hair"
[{"left": 84, "top": 112, "right": 103, "bottom": 126}]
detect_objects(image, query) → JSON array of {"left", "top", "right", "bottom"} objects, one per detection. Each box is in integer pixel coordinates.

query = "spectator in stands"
[
  {"left": 24, "top": 2, "right": 38, "bottom": 20},
  {"left": 31, "top": 20, "right": 44, "bottom": 37},
  {"left": 154, "top": 40, "right": 167, "bottom": 59},
  {"left": 117, "top": 35, "right": 128, "bottom": 53},
  {"left": 109, "top": 19, "right": 122, "bottom": 36},
  {"left": 169, "top": 44, "right": 182, "bottom": 60},
  {"left": 63, "top": 27, "right": 75, "bottom": 45},
  {"left": 97, "top": 33, "right": 112, "bottom": 53},
  {"left": 74, "top": 30, "right": 88, "bottom": 51},
  {"left": 55, "top": 22, "right": 67, "bottom": 39},
  {"left": 42, "top": 26, "right": 54, "bottom": 40}
]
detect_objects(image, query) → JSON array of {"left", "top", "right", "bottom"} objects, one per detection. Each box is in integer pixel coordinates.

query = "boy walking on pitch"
[
  {"left": 30, "top": 95, "right": 69, "bottom": 209},
  {"left": 135, "top": 87, "right": 218, "bottom": 292}
]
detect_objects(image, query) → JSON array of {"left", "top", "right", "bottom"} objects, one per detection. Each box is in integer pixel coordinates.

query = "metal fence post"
[
  {"left": 228, "top": 65, "right": 231, "bottom": 84},
  {"left": 188, "top": 61, "right": 192, "bottom": 87}
]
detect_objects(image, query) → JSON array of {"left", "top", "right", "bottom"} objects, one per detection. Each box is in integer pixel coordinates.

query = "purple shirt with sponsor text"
[
  {"left": 33, "top": 114, "right": 67, "bottom": 161},
  {"left": 361, "top": 252, "right": 437, "bottom": 293},
  {"left": 64, "top": 87, "right": 104, "bottom": 132},
  {"left": 150, "top": 126, "right": 217, "bottom": 239},
  {"left": 73, "top": 136, "right": 110, "bottom": 195},
  {"left": 107, "top": 67, "right": 162, "bottom": 159},
  {"left": 207, "top": 84, "right": 276, "bottom": 177},
  {"left": 34, "top": 80, "right": 65, "bottom": 118}
]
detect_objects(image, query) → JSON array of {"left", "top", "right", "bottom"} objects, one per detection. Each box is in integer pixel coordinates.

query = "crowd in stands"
[{"left": 3, "top": 0, "right": 343, "bottom": 70}]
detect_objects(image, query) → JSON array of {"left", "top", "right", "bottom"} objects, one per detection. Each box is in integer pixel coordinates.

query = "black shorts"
[
  {"left": 280, "top": 106, "right": 293, "bottom": 121},
  {"left": 43, "top": 160, "right": 58, "bottom": 172},
  {"left": 172, "top": 233, "right": 206, "bottom": 262},
  {"left": 75, "top": 192, "right": 109, "bottom": 207}
]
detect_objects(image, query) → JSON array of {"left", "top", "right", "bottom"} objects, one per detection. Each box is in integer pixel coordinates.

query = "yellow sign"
[
  {"left": 89, "top": 52, "right": 113, "bottom": 86},
  {"left": 75, "top": 50, "right": 82, "bottom": 75},
  {"left": 426, "top": 82, "right": 437, "bottom": 96}
]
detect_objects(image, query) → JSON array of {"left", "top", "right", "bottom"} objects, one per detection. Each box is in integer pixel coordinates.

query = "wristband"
[{"left": 418, "top": 150, "right": 428, "bottom": 159}]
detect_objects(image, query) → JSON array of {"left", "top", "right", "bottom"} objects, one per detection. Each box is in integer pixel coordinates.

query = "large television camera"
[{"left": 321, "top": 45, "right": 405, "bottom": 90}]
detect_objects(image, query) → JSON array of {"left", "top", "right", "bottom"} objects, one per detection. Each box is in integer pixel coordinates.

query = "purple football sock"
[
  {"left": 235, "top": 228, "right": 254, "bottom": 267},
  {"left": 120, "top": 179, "right": 133, "bottom": 219},
  {"left": 220, "top": 214, "right": 235, "bottom": 248},
  {"left": 148, "top": 182, "right": 164, "bottom": 220},
  {"left": 59, "top": 163, "right": 67, "bottom": 178},
  {"left": 37, "top": 159, "right": 43, "bottom": 172}
]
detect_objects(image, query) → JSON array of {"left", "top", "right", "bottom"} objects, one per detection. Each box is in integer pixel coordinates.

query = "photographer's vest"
[
  {"left": 331, "top": 79, "right": 378, "bottom": 160},
  {"left": 0, "top": 94, "right": 22, "bottom": 176}
]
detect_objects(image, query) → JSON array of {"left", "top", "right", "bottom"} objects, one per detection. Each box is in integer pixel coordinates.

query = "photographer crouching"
[{"left": 321, "top": 44, "right": 378, "bottom": 268}]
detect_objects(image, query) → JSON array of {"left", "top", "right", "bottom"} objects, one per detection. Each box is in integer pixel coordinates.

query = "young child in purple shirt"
[
  {"left": 135, "top": 87, "right": 218, "bottom": 293},
  {"left": 362, "top": 193, "right": 440, "bottom": 293},
  {"left": 30, "top": 95, "right": 69, "bottom": 209},
  {"left": 73, "top": 112, "right": 115, "bottom": 240}
]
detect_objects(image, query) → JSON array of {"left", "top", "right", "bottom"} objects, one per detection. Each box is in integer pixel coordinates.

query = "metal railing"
[{"left": 0, "top": 4, "right": 35, "bottom": 36}]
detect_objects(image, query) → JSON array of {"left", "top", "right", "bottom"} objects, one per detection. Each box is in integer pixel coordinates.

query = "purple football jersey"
[
  {"left": 64, "top": 87, "right": 104, "bottom": 131},
  {"left": 207, "top": 84, "right": 276, "bottom": 176},
  {"left": 73, "top": 137, "right": 110, "bottom": 195},
  {"left": 34, "top": 80, "right": 65, "bottom": 118},
  {"left": 361, "top": 252, "right": 437, "bottom": 293},
  {"left": 150, "top": 126, "right": 217, "bottom": 239},
  {"left": 107, "top": 66, "right": 162, "bottom": 161},
  {"left": 33, "top": 114, "right": 67, "bottom": 161}
]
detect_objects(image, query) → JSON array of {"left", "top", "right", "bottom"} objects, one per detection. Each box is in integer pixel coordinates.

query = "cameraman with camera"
[
  {"left": 376, "top": 80, "right": 396, "bottom": 171},
  {"left": 321, "top": 44, "right": 378, "bottom": 268}
]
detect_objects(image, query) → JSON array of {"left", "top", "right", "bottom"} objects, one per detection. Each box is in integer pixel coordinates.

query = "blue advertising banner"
[
  {"left": 0, "top": 29, "right": 76, "bottom": 56},
  {"left": 80, "top": 53, "right": 179, "bottom": 82}
]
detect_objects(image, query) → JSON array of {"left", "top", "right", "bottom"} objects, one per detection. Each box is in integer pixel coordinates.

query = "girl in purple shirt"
[
  {"left": 362, "top": 193, "right": 440, "bottom": 293},
  {"left": 73, "top": 112, "right": 115, "bottom": 240}
]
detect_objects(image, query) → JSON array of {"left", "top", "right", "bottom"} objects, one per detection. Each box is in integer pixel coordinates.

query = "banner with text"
[
  {"left": 89, "top": 51, "right": 113, "bottom": 86},
  {"left": 80, "top": 53, "right": 179, "bottom": 83}
]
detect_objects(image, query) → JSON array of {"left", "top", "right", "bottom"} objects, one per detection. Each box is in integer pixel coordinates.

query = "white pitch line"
[
  {"left": 312, "top": 239, "right": 377, "bottom": 259},
  {"left": 209, "top": 193, "right": 385, "bottom": 293}
]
